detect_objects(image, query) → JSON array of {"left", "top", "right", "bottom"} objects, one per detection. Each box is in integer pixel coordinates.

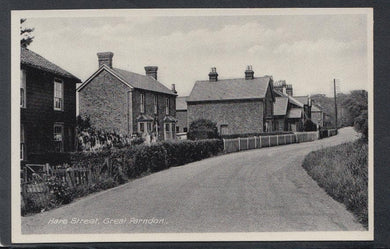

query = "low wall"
[{"left": 223, "top": 131, "right": 320, "bottom": 154}]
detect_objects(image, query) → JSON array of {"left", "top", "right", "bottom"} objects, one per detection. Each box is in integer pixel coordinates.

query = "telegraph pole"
[{"left": 333, "top": 79, "right": 338, "bottom": 131}]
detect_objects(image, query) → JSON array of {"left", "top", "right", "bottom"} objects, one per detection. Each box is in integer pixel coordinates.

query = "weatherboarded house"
[
  {"left": 20, "top": 47, "right": 81, "bottom": 161},
  {"left": 77, "top": 52, "right": 177, "bottom": 141},
  {"left": 186, "top": 67, "right": 275, "bottom": 136}
]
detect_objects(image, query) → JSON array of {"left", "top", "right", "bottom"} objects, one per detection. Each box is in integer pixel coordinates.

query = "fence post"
[
  {"left": 276, "top": 135, "right": 279, "bottom": 146},
  {"left": 238, "top": 138, "right": 241, "bottom": 151},
  {"left": 223, "top": 139, "right": 226, "bottom": 152},
  {"left": 268, "top": 136, "right": 271, "bottom": 147},
  {"left": 247, "top": 137, "right": 249, "bottom": 150},
  {"left": 254, "top": 136, "right": 257, "bottom": 148},
  {"left": 259, "top": 136, "right": 262, "bottom": 148}
]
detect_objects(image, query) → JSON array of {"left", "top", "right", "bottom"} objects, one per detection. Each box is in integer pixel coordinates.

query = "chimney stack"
[
  {"left": 97, "top": 52, "right": 114, "bottom": 68},
  {"left": 245, "top": 65, "right": 254, "bottom": 80},
  {"left": 145, "top": 66, "right": 158, "bottom": 80},
  {"left": 208, "top": 67, "right": 218, "bottom": 82},
  {"left": 171, "top": 84, "right": 177, "bottom": 94}
]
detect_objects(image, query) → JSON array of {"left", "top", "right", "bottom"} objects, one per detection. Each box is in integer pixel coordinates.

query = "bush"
[
  {"left": 302, "top": 140, "right": 368, "bottom": 227},
  {"left": 46, "top": 176, "right": 74, "bottom": 205},
  {"left": 304, "top": 119, "right": 317, "bottom": 131},
  {"left": 354, "top": 110, "right": 368, "bottom": 140},
  {"left": 188, "top": 119, "right": 219, "bottom": 140},
  {"left": 28, "top": 152, "right": 72, "bottom": 165}
]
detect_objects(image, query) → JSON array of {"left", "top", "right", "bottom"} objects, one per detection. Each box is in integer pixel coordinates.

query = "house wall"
[
  {"left": 176, "top": 110, "right": 187, "bottom": 133},
  {"left": 21, "top": 66, "right": 77, "bottom": 158},
  {"left": 312, "top": 111, "right": 324, "bottom": 127},
  {"left": 78, "top": 70, "right": 131, "bottom": 134},
  {"left": 131, "top": 89, "right": 176, "bottom": 140},
  {"left": 263, "top": 85, "right": 274, "bottom": 131},
  {"left": 187, "top": 99, "right": 264, "bottom": 135}
]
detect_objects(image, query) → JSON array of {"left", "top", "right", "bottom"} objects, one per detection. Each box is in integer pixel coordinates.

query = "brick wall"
[
  {"left": 78, "top": 70, "right": 131, "bottom": 134},
  {"left": 132, "top": 89, "right": 176, "bottom": 140},
  {"left": 187, "top": 100, "right": 264, "bottom": 135},
  {"left": 176, "top": 110, "right": 187, "bottom": 133},
  {"left": 21, "top": 66, "right": 77, "bottom": 157}
]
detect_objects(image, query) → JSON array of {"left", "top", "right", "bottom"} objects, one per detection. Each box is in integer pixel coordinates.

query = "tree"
[
  {"left": 20, "top": 18, "right": 34, "bottom": 48},
  {"left": 187, "top": 119, "right": 219, "bottom": 140},
  {"left": 354, "top": 110, "right": 368, "bottom": 140},
  {"left": 304, "top": 119, "right": 317, "bottom": 131}
]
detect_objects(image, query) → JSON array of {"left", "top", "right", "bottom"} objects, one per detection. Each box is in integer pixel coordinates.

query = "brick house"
[
  {"left": 20, "top": 47, "right": 81, "bottom": 161},
  {"left": 273, "top": 83, "right": 312, "bottom": 132},
  {"left": 176, "top": 96, "right": 188, "bottom": 133},
  {"left": 186, "top": 66, "right": 275, "bottom": 136},
  {"left": 77, "top": 52, "right": 177, "bottom": 141}
]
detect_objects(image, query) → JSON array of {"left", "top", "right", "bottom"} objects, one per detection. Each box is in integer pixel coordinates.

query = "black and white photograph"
[{"left": 11, "top": 8, "right": 373, "bottom": 243}]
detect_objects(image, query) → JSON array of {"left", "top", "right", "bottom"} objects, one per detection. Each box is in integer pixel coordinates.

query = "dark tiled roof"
[
  {"left": 288, "top": 108, "right": 302, "bottom": 119},
  {"left": 187, "top": 77, "right": 272, "bottom": 102},
  {"left": 176, "top": 96, "right": 188, "bottom": 110},
  {"left": 21, "top": 47, "right": 80, "bottom": 81},
  {"left": 273, "top": 97, "right": 288, "bottom": 116},
  {"left": 273, "top": 90, "right": 303, "bottom": 108},
  {"left": 113, "top": 67, "right": 176, "bottom": 95},
  {"left": 136, "top": 114, "right": 154, "bottom": 121}
]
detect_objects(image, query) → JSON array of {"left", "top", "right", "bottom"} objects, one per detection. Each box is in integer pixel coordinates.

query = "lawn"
[{"left": 302, "top": 139, "right": 368, "bottom": 228}]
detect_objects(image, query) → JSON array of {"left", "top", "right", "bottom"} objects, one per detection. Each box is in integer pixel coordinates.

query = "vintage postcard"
[{"left": 11, "top": 8, "right": 373, "bottom": 243}]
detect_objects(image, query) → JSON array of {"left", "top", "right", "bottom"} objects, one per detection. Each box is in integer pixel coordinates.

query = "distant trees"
[
  {"left": 21, "top": 18, "right": 34, "bottom": 48},
  {"left": 187, "top": 119, "right": 219, "bottom": 140}
]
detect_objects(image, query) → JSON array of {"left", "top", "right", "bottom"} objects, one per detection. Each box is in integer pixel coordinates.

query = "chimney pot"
[
  {"left": 245, "top": 65, "right": 254, "bottom": 80},
  {"left": 208, "top": 67, "right": 218, "bottom": 82},
  {"left": 97, "top": 52, "right": 114, "bottom": 68},
  {"left": 144, "top": 66, "right": 158, "bottom": 80}
]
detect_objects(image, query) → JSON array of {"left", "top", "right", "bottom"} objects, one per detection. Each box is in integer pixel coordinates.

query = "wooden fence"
[
  {"left": 21, "top": 157, "right": 123, "bottom": 212},
  {"left": 223, "top": 131, "right": 319, "bottom": 154}
]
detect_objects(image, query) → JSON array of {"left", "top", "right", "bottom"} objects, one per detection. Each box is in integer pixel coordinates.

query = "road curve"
[{"left": 22, "top": 127, "right": 365, "bottom": 234}]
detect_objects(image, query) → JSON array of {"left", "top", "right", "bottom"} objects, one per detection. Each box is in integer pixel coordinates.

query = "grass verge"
[{"left": 302, "top": 139, "right": 368, "bottom": 228}]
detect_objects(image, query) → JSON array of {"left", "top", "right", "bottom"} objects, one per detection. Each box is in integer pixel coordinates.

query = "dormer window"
[{"left": 54, "top": 78, "right": 64, "bottom": 111}]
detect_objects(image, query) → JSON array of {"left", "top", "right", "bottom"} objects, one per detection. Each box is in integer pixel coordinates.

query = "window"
[
  {"left": 140, "top": 93, "right": 145, "bottom": 113},
  {"left": 20, "top": 124, "right": 25, "bottom": 160},
  {"left": 164, "top": 122, "right": 175, "bottom": 140},
  {"left": 154, "top": 95, "right": 158, "bottom": 114},
  {"left": 54, "top": 78, "right": 64, "bottom": 111},
  {"left": 138, "top": 121, "right": 152, "bottom": 134},
  {"left": 165, "top": 98, "right": 170, "bottom": 115},
  {"left": 20, "top": 70, "right": 26, "bottom": 108},
  {"left": 183, "top": 127, "right": 188, "bottom": 133},
  {"left": 176, "top": 126, "right": 179, "bottom": 133},
  {"left": 220, "top": 125, "right": 228, "bottom": 136},
  {"left": 53, "top": 123, "right": 64, "bottom": 152}
]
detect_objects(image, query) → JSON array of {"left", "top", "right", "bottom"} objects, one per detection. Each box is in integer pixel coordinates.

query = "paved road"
[{"left": 22, "top": 127, "right": 364, "bottom": 234}]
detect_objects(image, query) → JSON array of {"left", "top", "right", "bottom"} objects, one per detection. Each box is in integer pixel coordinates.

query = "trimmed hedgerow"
[{"left": 22, "top": 139, "right": 224, "bottom": 216}]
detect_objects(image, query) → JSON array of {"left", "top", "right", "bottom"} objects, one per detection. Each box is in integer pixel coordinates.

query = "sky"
[{"left": 22, "top": 12, "right": 370, "bottom": 97}]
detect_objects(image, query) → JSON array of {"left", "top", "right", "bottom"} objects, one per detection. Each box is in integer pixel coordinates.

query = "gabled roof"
[
  {"left": 274, "top": 97, "right": 288, "bottom": 116},
  {"left": 273, "top": 90, "right": 303, "bottom": 108},
  {"left": 77, "top": 65, "right": 176, "bottom": 95},
  {"left": 21, "top": 47, "right": 80, "bottom": 81},
  {"left": 186, "top": 76, "right": 272, "bottom": 102},
  {"left": 113, "top": 68, "right": 175, "bottom": 95},
  {"left": 288, "top": 108, "right": 302, "bottom": 119},
  {"left": 176, "top": 96, "right": 188, "bottom": 111},
  {"left": 312, "top": 104, "right": 322, "bottom": 112},
  {"left": 294, "top": 96, "right": 309, "bottom": 105}
]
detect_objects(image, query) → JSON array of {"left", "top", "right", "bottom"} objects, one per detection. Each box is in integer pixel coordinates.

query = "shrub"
[
  {"left": 188, "top": 119, "right": 219, "bottom": 140},
  {"left": 354, "top": 110, "right": 368, "bottom": 140},
  {"left": 46, "top": 176, "right": 74, "bottom": 205},
  {"left": 302, "top": 140, "right": 368, "bottom": 227},
  {"left": 304, "top": 119, "right": 317, "bottom": 131}
]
